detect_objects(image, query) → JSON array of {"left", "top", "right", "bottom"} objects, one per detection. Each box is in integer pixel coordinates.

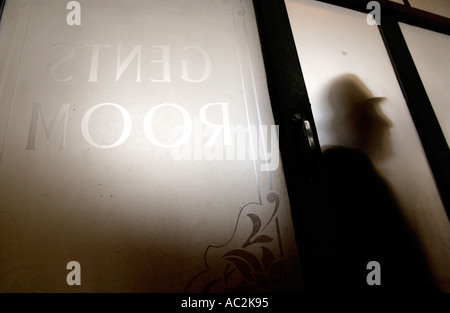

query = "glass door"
[
  {"left": 285, "top": 0, "right": 450, "bottom": 291},
  {"left": 0, "top": 0, "right": 304, "bottom": 292}
]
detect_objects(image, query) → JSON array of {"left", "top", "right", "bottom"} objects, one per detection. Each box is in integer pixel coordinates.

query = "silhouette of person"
[{"left": 319, "top": 74, "right": 437, "bottom": 292}]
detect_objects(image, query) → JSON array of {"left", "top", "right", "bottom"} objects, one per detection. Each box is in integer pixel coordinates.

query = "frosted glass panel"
[
  {"left": 400, "top": 23, "right": 450, "bottom": 145},
  {"left": 0, "top": 0, "right": 301, "bottom": 292},
  {"left": 408, "top": 0, "right": 450, "bottom": 19},
  {"left": 286, "top": 0, "right": 450, "bottom": 291}
]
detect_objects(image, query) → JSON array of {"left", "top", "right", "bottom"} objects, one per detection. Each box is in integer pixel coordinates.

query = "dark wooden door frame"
[
  {"left": 253, "top": 0, "right": 450, "bottom": 290},
  {"left": 253, "top": 0, "right": 326, "bottom": 292},
  {"left": 0, "top": 0, "right": 5, "bottom": 22},
  {"left": 254, "top": 0, "right": 450, "bottom": 226},
  {"left": 316, "top": 0, "right": 450, "bottom": 35}
]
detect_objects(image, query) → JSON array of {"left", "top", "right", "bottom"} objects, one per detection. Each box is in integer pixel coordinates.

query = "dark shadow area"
[
  {"left": 0, "top": 0, "right": 5, "bottom": 23},
  {"left": 315, "top": 74, "right": 437, "bottom": 292},
  {"left": 326, "top": 74, "right": 392, "bottom": 162}
]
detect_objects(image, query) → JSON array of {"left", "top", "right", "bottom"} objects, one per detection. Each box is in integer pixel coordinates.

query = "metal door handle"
[{"left": 292, "top": 113, "right": 316, "bottom": 150}]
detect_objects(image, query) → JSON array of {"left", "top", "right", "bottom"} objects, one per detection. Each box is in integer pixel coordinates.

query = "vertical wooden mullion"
[
  {"left": 253, "top": 0, "right": 325, "bottom": 291},
  {"left": 0, "top": 0, "right": 6, "bottom": 23},
  {"left": 378, "top": 15, "right": 450, "bottom": 219}
]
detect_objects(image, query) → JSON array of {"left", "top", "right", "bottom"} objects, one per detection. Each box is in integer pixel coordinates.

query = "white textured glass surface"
[
  {"left": 400, "top": 23, "right": 450, "bottom": 146},
  {"left": 0, "top": 0, "right": 301, "bottom": 292}
]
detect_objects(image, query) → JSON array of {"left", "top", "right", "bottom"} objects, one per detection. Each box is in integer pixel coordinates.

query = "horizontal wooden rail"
[{"left": 315, "top": 0, "right": 450, "bottom": 35}]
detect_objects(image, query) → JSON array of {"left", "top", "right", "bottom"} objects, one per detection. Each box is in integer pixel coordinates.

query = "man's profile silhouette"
[{"left": 320, "top": 74, "right": 436, "bottom": 291}]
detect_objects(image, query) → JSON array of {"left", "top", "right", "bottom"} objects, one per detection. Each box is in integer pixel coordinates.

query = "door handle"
[{"left": 292, "top": 113, "right": 317, "bottom": 150}]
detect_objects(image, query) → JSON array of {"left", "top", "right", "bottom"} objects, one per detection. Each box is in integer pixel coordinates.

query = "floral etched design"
[{"left": 185, "top": 192, "right": 288, "bottom": 293}]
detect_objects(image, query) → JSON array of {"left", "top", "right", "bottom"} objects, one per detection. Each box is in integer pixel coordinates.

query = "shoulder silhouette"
[{"left": 320, "top": 74, "right": 437, "bottom": 292}]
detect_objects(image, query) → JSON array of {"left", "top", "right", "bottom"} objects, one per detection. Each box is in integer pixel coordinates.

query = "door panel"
[
  {"left": 400, "top": 23, "right": 450, "bottom": 146},
  {"left": 285, "top": 0, "right": 450, "bottom": 291},
  {"left": 0, "top": 0, "right": 302, "bottom": 292}
]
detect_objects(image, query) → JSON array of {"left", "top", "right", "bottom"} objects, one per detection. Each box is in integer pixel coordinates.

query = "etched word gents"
[
  {"left": 47, "top": 44, "right": 212, "bottom": 83},
  {"left": 31, "top": 42, "right": 280, "bottom": 171}
]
